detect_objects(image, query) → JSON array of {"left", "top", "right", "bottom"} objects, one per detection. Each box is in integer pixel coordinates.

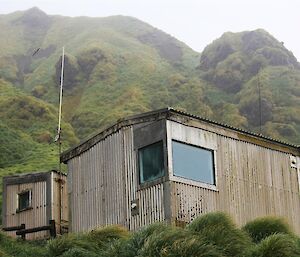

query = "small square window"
[
  {"left": 172, "top": 140, "right": 215, "bottom": 185},
  {"left": 18, "top": 190, "right": 32, "bottom": 211},
  {"left": 138, "top": 141, "right": 165, "bottom": 184}
]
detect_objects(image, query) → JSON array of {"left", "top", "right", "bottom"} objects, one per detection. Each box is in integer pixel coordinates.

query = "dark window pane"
[
  {"left": 18, "top": 191, "right": 30, "bottom": 210},
  {"left": 139, "top": 141, "right": 165, "bottom": 183},
  {"left": 172, "top": 141, "right": 215, "bottom": 185}
]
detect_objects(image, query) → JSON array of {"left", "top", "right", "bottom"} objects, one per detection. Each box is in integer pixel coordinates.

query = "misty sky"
[{"left": 1, "top": 0, "right": 300, "bottom": 61}]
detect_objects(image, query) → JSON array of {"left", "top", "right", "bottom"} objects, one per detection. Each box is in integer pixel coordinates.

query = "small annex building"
[
  {"left": 61, "top": 108, "right": 300, "bottom": 233},
  {"left": 2, "top": 170, "right": 68, "bottom": 239}
]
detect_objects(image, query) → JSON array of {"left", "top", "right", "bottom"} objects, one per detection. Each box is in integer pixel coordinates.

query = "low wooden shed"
[
  {"left": 61, "top": 108, "right": 300, "bottom": 233},
  {"left": 2, "top": 170, "right": 68, "bottom": 239}
]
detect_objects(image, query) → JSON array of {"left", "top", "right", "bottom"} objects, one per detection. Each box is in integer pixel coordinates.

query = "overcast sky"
[{"left": 1, "top": 0, "right": 300, "bottom": 61}]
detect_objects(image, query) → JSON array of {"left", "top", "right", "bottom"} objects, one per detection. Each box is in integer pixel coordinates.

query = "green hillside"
[
  {"left": 198, "top": 30, "right": 300, "bottom": 142},
  {"left": 0, "top": 7, "right": 299, "bottom": 195}
]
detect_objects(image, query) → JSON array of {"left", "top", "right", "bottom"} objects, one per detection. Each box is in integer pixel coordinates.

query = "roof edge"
[
  {"left": 60, "top": 108, "right": 171, "bottom": 162},
  {"left": 168, "top": 108, "right": 299, "bottom": 149},
  {"left": 2, "top": 170, "right": 66, "bottom": 181},
  {"left": 61, "top": 107, "right": 300, "bottom": 163}
]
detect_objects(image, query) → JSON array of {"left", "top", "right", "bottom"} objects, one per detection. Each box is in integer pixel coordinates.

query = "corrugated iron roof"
[{"left": 166, "top": 107, "right": 299, "bottom": 148}]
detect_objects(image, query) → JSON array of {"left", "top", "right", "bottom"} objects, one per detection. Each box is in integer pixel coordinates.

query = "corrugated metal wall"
[
  {"left": 168, "top": 121, "right": 300, "bottom": 233},
  {"left": 170, "top": 182, "right": 218, "bottom": 224},
  {"left": 68, "top": 131, "right": 126, "bottom": 232},
  {"left": 67, "top": 118, "right": 300, "bottom": 234},
  {"left": 5, "top": 181, "right": 48, "bottom": 239},
  {"left": 4, "top": 172, "right": 68, "bottom": 239},
  {"left": 68, "top": 125, "right": 167, "bottom": 232},
  {"left": 123, "top": 127, "right": 165, "bottom": 230}
]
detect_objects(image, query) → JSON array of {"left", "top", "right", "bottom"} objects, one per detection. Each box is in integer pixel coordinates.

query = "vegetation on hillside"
[
  {"left": 0, "top": 7, "right": 300, "bottom": 222},
  {"left": 198, "top": 30, "right": 300, "bottom": 142},
  {"left": 1, "top": 212, "right": 300, "bottom": 257}
]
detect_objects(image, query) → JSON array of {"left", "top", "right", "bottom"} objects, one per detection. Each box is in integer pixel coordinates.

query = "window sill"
[
  {"left": 16, "top": 206, "right": 33, "bottom": 213},
  {"left": 170, "top": 175, "right": 218, "bottom": 191}
]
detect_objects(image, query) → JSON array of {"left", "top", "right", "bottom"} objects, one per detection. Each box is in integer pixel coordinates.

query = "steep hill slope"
[
  {"left": 198, "top": 29, "right": 300, "bottom": 143},
  {"left": 0, "top": 7, "right": 210, "bottom": 139},
  {"left": 0, "top": 8, "right": 299, "bottom": 178}
]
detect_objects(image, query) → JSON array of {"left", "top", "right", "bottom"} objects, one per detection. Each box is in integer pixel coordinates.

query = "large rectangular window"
[
  {"left": 172, "top": 140, "right": 215, "bottom": 185},
  {"left": 18, "top": 190, "right": 32, "bottom": 211},
  {"left": 139, "top": 141, "right": 165, "bottom": 184}
]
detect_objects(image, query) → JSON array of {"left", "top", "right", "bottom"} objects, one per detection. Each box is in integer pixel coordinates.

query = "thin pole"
[
  {"left": 57, "top": 47, "right": 65, "bottom": 172},
  {"left": 258, "top": 70, "right": 262, "bottom": 134}
]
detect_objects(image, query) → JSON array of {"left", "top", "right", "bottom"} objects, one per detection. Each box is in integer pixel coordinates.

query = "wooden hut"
[
  {"left": 2, "top": 170, "right": 68, "bottom": 239},
  {"left": 61, "top": 108, "right": 300, "bottom": 233}
]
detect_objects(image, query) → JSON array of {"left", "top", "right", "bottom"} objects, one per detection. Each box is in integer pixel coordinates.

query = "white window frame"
[{"left": 167, "top": 120, "right": 218, "bottom": 191}]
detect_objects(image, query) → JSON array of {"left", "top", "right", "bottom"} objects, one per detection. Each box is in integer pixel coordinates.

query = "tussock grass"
[
  {"left": 88, "top": 225, "right": 129, "bottom": 247},
  {"left": 0, "top": 232, "right": 47, "bottom": 257},
  {"left": 138, "top": 225, "right": 188, "bottom": 256},
  {"left": 101, "top": 223, "right": 171, "bottom": 257},
  {"left": 2, "top": 212, "right": 300, "bottom": 257},
  {"left": 246, "top": 233, "right": 300, "bottom": 257},
  {"left": 122, "top": 223, "right": 169, "bottom": 256},
  {"left": 136, "top": 223, "right": 222, "bottom": 257},
  {"left": 47, "top": 233, "right": 97, "bottom": 257},
  {"left": 47, "top": 225, "right": 129, "bottom": 256},
  {"left": 242, "top": 216, "right": 293, "bottom": 243},
  {"left": 59, "top": 247, "right": 98, "bottom": 257},
  {"left": 187, "top": 212, "right": 253, "bottom": 257},
  {"left": 166, "top": 237, "right": 223, "bottom": 257}
]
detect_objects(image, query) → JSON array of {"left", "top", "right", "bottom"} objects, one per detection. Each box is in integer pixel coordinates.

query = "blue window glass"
[
  {"left": 139, "top": 141, "right": 165, "bottom": 184},
  {"left": 172, "top": 141, "right": 215, "bottom": 185}
]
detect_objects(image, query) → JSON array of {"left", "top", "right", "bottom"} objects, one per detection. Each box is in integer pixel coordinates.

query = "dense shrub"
[{"left": 242, "top": 216, "right": 292, "bottom": 243}]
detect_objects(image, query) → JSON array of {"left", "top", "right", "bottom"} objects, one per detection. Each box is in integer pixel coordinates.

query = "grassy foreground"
[{"left": 1, "top": 212, "right": 300, "bottom": 257}]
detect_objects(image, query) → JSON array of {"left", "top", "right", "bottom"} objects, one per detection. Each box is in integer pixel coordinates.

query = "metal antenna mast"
[
  {"left": 55, "top": 47, "right": 65, "bottom": 172},
  {"left": 258, "top": 69, "right": 262, "bottom": 134}
]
